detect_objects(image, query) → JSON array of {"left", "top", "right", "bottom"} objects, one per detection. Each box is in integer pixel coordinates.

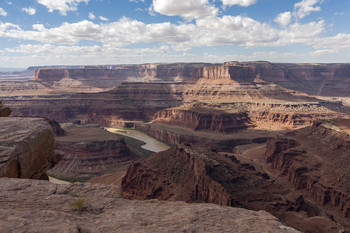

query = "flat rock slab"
[
  {"left": 0, "top": 178, "right": 299, "bottom": 233},
  {"left": 0, "top": 117, "right": 54, "bottom": 178}
]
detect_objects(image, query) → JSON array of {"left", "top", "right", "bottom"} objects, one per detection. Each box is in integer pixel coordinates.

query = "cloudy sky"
[{"left": 0, "top": 0, "right": 349, "bottom": 68}]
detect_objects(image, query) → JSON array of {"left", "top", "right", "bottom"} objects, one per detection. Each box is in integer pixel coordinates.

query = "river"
[{"left": 105, "top": 127, "right": 170, "bottom": 153}]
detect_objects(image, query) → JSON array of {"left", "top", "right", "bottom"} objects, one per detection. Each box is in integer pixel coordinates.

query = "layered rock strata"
[
  {"left": 193, "top": 61, "right": 350, "bottom": 96},
  {"left": 264, "top": 121, "right": 350, "bottom": 220},
  {"left": 0, "top": 117, "right": 54, "bottom": 179},
  {"left": 49, "top": 124, "right": 138, "bottom": 179},
  {"left": 0, "top": 178, "right": 299, "bottom": 233},
  {"left": 122, "top": 146, "right": 345, "bottom": 232},
  {"left": 32, "top": 63, "right": 206, "bottom": 88}
]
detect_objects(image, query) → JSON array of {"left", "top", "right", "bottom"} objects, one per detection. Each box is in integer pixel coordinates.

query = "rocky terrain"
[
  {"left": 194, "top": 61, "right": 350, "bottom": 97},
  {"left": 0, "top": 116, "right": 55, "bottom": 179},
  {"left": 3, "top": 72, "right": 344, "bottom": 131},
  {"left": 0, "top": 178, "right": 299, "bottom": 233},
  {"left": 122, "top": 145, "right": 346, "bottom": 232},
  {"left": 1, "top": 61, "right": 350, "bottom": 232},
  {"left": 264, "top": 120, "right": 350, "bottom": 220},
  {"left": 0, "top": 63, "right": 206, "bottom": 97},
  {"left": 49, "top": 124, "right": 139, "bottom": 181}
]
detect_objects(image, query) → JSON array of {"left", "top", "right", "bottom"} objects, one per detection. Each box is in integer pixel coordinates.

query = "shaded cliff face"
[
  {"left": 0, "top": 117, "right": 55, "bottom": 179},
  {"left": 49, "top": 124, "right": 139, "bottom": 180},
  {"left": 194, "top": 62, "right": 350, "bottom": 96},
  {"left": 122, "top": 146, "right": 345, "bottom": 233},
  {"left": 0, "top": 100, "right": 11, "bottom": 117},
  {"left": 0, "top": 178, "right": 299, "bottom": 233},
  {"left": 264, "top": 121, "right": 350, "bottom": 220}
]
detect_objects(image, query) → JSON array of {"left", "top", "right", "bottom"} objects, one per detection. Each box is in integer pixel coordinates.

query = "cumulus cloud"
[
  {"left": 221, "top": 0, "right": 257, "bottom": 7},
  {"left": 294, "top": 0, "right": 321, "bottom": 19},
  {"left": 0, "top": 15, "right": 328, "bottom": 50},
  {"left": 152, "top": 0, "right": 218, "bottom": 19},
  {"left": 22, "top": 7, "right": 36, "bottom": 15},
  {"left": 89, "top": 12, "right": 95, "bottom": 20},
  {"left": 274, "top": 11, "right": 291, "bottom": 27},
  {"left": 313, "top": 33, "right": 350, "bottom": 52},
  {"left": 99, "top": 16, "right": 109, "bottom": 21},
  {"left": 37, "top": 0, "right": 89, "bottom": 16},
  {"left": 0, "top": 8, "right": 8, "bottom": 16}
]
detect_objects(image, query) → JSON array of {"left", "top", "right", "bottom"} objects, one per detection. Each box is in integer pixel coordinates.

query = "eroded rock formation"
[
  {"left": 49, "top": 124, "right": 139, "bottom": 180},
  {"left": 264, "top": 121, "right": 350, "bottom": 220},
  {"left": 194, "top": 61, "right": 350, "bottom": 96},
  {"left": 122, "top": 146, "right": 345, "bottom": 232},
  {"left": 0, "top": 117, "right": 54, "bottom": 179}
]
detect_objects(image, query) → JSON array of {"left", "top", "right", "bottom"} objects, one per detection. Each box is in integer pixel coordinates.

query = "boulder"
[{"left": 0, "top": 117, "right": 54, "bottom": 179}]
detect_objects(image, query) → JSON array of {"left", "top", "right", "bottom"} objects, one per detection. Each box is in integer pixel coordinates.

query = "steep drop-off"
[
  {"left": 264, "top": 121, "right": 350, "bottom": 221},
  {"left": 122, "top": 146, "right": 345, "bottom": 233},
  {"left": 193, "top": 61, "right": 350, "bottom": 96},
  {"left": 0, "top": 117, "right": 55, "bottom": 179},
  {"left": 49, "top": 124, "right": 139, "bottom": 180}
]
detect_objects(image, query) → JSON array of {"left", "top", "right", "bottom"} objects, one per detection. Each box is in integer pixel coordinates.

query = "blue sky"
[{"left": 0, "top": 0, "right": 350, "bottom": 68}]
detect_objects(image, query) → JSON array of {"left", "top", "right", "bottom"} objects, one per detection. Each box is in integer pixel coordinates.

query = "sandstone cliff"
[
  {"left": 152, "top": 104, "right": 252, "bottom": 133},
  {"left": 32, "top": 63, "right": 206, "bottom": 89},
  {"left": 0, "top": 117, "right": 55, "bottom": 179},
  {"left": 194, "top": 62, "right": 350, "bottom": 96},
  {"left": 264, "top": 121, "right": 350, "bottom": 220},
  {"left": 0, "top": 177, "right": 299, "bottom": 233},
  {"left": 49, "top": 124, "right": 139, "bottom": 180},
  {"left": 122, "top": 146, "right": 345, "bottom": 232}
]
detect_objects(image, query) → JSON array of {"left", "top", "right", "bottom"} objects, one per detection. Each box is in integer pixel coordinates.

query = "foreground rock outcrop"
[
  {"left": 0, "top": 178, "right": 299, "bottom": 233},
  {"left": 122, "top": 146, "right": 346, "bottom": 232},
  {"left": 0, "top": 117, "right": 54, "bottom": 179}
]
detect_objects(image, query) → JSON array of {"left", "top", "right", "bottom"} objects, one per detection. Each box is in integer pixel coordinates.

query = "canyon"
[{"left": 1, "top": 61, "right": 350, "bottom": 232}]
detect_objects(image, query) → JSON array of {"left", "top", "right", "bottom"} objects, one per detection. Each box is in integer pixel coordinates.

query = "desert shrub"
[{"left": 69, "top": 198, "right": 86, "bottom": 211}]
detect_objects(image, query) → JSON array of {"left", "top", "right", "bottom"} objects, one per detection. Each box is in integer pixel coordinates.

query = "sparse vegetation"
[{"left": 69, "top": 198, "right": 86, "bottom": 211}]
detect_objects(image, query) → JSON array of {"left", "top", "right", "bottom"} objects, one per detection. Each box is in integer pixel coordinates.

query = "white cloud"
[
  {"left": 22, "top": 7, "right": 36, "bottom": 15},
  {"left": 152, "top": 0, "right": 218, "bottom": 19},
  {"left": 99, "top": 16, "right": 109, "bottom": 21},
  {"left": 310, "top": 49, "right": 335, "bottom": 57},
  {"left": 0, "top": 15, "right": 328, "bottom": 51},
  {"left": 7, "top": 1, "right": 12, "bottom": 5},
  {"left": 294, "top": 0, "right": 321, "bottom": 19},
  {"left": 0, "top": 8, "right": 8, "bottom": 16},
  {"left": 221, "top": 0, "right": 257, "bottom": 7},
  {"left": 37, "top": 0, "right": 89, "bottom": 16},
  {"left": 89, "top": 12, "right": 95, "bottom": 20},
  {"left": 313, "top": 33, "right": 350, "bottom": 52},
  {"left": 274, "top": 11, "right": 291, "bottom": 27}
]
